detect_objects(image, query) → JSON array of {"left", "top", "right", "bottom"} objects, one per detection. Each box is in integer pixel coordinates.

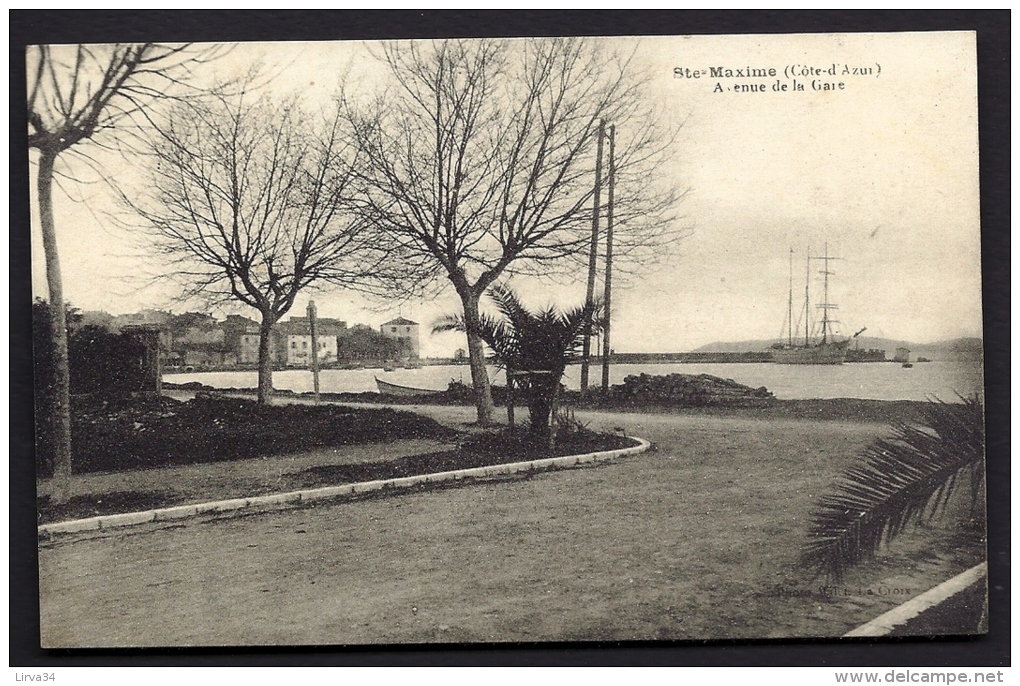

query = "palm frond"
[
  {"left": 431, "top": 314, "right": 466, "bottom": 335},
  {"left": 435, "top": 284, "right": 602, "bottom": 382},
  {"left": 800, "top": 395, "right": 985, "bottom": 581},
  {"left": 488, "top": 284, "right": 533, "bottom": 335},
  {"left": 431, "top": 310, "right": 517, "bottom": 368}
]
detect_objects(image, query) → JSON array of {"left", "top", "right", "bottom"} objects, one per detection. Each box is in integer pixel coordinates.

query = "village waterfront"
[{"left": 165, "top": 358, "right": 983, "bottom": 403}]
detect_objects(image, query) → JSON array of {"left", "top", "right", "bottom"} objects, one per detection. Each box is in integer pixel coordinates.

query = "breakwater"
[{"left": 605, "top": 351, "right": 774, "bottom": 364}]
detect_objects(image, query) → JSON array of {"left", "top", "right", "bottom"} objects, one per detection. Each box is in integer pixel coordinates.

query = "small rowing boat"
[{"left": 375, "top": 376, "right": 444, "bottom": 397}]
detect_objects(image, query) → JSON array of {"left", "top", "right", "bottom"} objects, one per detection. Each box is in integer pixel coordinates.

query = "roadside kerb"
[
  {"left": 843, "top": 562, "right": 988, "bottom": 637},
  {"left": 38, "top": 438, "right": 650, "bottom": 537}
]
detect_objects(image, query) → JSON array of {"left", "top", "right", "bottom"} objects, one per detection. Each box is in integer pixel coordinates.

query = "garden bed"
[
  {"left": 283, "top": 427, "right": 636, "bottom": 491},
  {"left": 38, "top": 395, "right": 637, "bottom": 525},
  {"left": 66, "top": 393, "right": 459, "bottom": 474}
]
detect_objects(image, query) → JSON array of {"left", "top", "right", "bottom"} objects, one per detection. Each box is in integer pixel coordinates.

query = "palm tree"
[
  {"left": 434, "top": 284, "right": 602, "bottom": 449},
  {"left": 801, "top": 395, "right": 985, "bottom": 581}
]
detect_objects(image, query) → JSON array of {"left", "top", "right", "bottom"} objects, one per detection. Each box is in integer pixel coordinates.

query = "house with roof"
[
  {"left": 166, "top": 311, "right": 234, "bottom": 368},
  {"left": 278, "top": 315, "right": 347, "bottom": 367},
  {"left": 380, "top": 317, "right": 420, "bottom": 360},
  {"left": 238, "top": 321, "right": 272, "bottom": 366}
]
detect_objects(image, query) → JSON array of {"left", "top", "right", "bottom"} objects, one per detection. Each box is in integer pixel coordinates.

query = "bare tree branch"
[
  {"left": 27, "top": 41, "right": 229, "bottom": 498},
  {"left": 345, "top": 37, "right": 687, "bottom": 424},
  {"left": 123, "top": 91, "right": 397, "bottom": 403}
]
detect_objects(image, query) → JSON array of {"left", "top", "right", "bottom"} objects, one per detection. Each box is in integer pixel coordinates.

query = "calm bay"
[{"left": 165, "top": 359, "right": 983, "bottom": 402}]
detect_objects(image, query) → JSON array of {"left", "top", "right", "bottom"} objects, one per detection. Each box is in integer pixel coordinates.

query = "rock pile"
[{"left": 611, "top": 373, "right": 774, "bottom": 407}]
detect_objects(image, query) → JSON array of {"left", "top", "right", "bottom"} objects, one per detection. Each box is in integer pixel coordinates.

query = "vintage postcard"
[{"left": 29, "top": 30, "right": 986, "bottom": 648}]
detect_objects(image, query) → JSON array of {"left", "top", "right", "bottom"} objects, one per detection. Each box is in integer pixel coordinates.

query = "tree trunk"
[
  {"left": 527, "top": 373, "right": 566, "bottom": 453},
  {"left": 257, "top": 312, "right": 277, "bottom": 405},
  {"left": 548, "top": 381, "right": 561, "bottom": 453},
  {"left": 459, "top": 290, "right": 495, "bottom": 425},
  {"left": 527, "top": 376, "right": 555, "bottom": 451},
  {"left": 38, "top": 150, "right": 72, "bottom": 500}
]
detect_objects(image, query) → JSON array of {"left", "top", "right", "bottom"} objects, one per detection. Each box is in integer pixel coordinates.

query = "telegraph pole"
[
  {"left": 307, "top": 300, "right": 320, "bottom": 405},
  {"left": 601, "top": 124, "right": 616, "bottom": 393},
  {"left": 580, "top": 119, "right": 606, "bottom": 395}
]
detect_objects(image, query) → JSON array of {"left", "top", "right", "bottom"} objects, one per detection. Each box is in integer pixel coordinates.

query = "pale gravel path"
[{"left": 38, "top": 404, "right": 984, "bottom": 646}]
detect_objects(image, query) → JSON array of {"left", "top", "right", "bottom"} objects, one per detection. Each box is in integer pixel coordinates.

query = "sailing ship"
[{"left": 772, "top": 245, "right": 851, "bottom": 365}]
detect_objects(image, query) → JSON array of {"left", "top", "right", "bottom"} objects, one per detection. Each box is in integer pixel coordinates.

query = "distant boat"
[
  {"left": 902, "top": 362, "right": 914, "bottom": 369},
  {"left": 375, "top": 376, "right": 443, "bottom": 397},
  {"left": 772, "top": 246, "right": 852, "bottom": 365}
]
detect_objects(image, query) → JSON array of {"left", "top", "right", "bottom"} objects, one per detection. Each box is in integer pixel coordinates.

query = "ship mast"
[
  {"left": 822, "top": 243, "right": 830, "bottom": 343},
  {"left": 787, "top": 248, "right": 794, "bottom": 347},
  {"left": 804, "top": 246, "right": 811, "bottom": 346},
  {"left": 815, "top": 242, "right": 841, "bottom": 344}
]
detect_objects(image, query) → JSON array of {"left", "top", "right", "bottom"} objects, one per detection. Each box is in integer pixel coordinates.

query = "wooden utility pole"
[
  {"left": 580, "top": 119, "right": 606, "bottom": 394},
  {"left": 601, "top": 124, "right": 616, "bottom": 393},
  {"left": 307, "top": 300, "right": 320, "bottom": 405}
]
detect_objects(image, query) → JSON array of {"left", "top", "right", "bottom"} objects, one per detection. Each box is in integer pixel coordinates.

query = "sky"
[{"left": 29, "top": 32, "right": 983, "bottom": 357}]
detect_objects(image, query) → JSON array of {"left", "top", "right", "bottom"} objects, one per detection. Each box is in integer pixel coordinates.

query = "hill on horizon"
[{"left": 691, "top": 336, "right": 983, "bottom": 360}]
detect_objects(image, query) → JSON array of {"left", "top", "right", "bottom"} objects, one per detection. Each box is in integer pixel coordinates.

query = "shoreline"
[
  {"left": 39, "top": 390, "right": 933, "bottom": 524},
  {"left": 162, "top": 382, "right": 938, "bottom": 424}
]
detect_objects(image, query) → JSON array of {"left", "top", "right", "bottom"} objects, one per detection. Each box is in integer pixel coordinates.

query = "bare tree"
[
  {"left": 128, "top": 91, "right": 394, "bottom": 403},
  {"left": 27, "top": 43, "right": 225, "bottom": 495},
  {"left": 347, "top": 38, "right": 682, "bottom": 424}
]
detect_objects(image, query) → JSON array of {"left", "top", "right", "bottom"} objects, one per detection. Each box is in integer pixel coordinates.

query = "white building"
[
  {"left": 281, "top": 316, "right": 346, "bottom": 366},
  {"left": 285, "top": 333, "right": 337, "bottom": 366},
  {"left": 380, "top": 317, "right": 420, "bottom": 360}
]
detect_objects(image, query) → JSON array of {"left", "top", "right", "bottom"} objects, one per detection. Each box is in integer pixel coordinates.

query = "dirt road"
[{"left": 38, "top": 408, "right": 983, "bottom": 646}]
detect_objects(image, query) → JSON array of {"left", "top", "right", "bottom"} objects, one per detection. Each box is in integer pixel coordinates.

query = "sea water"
[{"left": 165, "top": 359, "right": 983, "bottom": 402}]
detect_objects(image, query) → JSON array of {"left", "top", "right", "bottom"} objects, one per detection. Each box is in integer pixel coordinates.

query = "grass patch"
[{"left": 69, "top": 393, "right": 459, "bottom": 473}]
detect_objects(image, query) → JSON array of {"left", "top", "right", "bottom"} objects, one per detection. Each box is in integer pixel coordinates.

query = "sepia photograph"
[{"left": 19, "top": 16, "right": 999, "bottom": 658}]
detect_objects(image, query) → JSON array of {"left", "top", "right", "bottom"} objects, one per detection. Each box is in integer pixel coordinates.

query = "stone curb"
[
  {"left": 843, "top": 562, "right": 988, "bottom": 637},
  {"left": 39, "top": 438, "right": 650, "bottom": 538}
]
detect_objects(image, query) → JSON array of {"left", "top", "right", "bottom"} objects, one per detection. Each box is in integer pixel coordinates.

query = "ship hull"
[{"left": 772, "top": 340, "right": 850, "bottom": 365}]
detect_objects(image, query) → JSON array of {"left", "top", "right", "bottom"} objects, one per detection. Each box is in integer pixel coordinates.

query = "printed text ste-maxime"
[{"left": 674, "top": 63, "right": 882, "bottom": 94}]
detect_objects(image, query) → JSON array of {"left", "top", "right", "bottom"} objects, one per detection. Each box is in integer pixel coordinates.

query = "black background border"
[{"left": 10, "top": 10, "right": 1009, "bottom": 668}]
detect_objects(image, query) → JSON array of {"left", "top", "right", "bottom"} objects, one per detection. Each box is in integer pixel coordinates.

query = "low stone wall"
[{"left": 39, "top": 438, "right": 651, "bottom": 538}]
